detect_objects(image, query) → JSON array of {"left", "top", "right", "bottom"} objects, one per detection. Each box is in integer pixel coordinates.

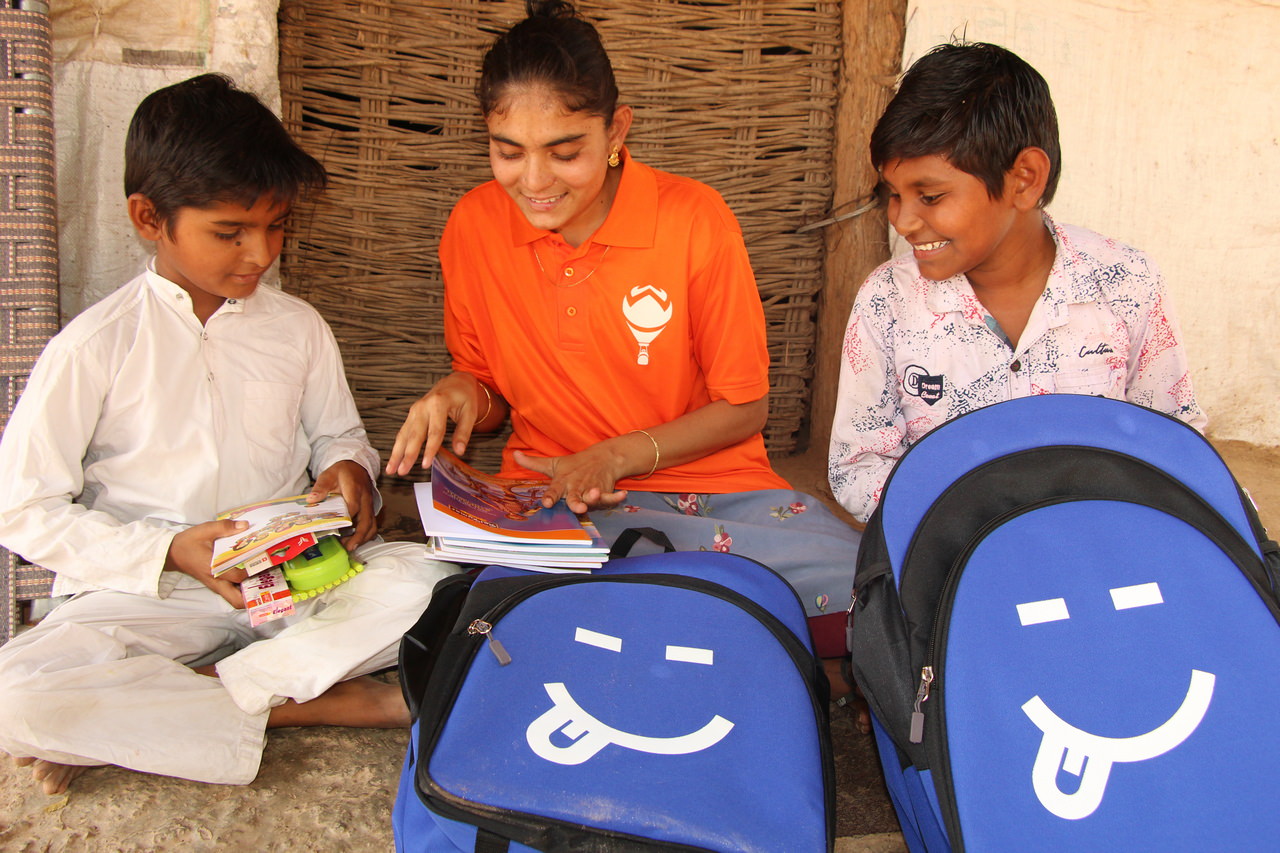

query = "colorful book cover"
[
  {"left": 419, "top": 450, "right": 599, "bottom": 545},
  {"left": 210, "top": 493, "right": 351, "bottom": 574}
]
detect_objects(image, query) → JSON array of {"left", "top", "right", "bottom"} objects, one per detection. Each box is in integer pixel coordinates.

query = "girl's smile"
[{"left": 486, "top": 84, "right": 632, "bottom": 248}]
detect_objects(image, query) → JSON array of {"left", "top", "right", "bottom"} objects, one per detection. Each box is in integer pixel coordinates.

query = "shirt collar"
[
  {"left": 144, "top": 256, "right": 248, "bottom": 319},
  {"left": 507, "top": 146, "right": 657, "bottom": 250},
  {"left": 924, "top": 212, "right": 1083, "bottom": 328},
  {"left": 1037, "top": 213, "right": 1074, "bottom": 326},
  {"left": 1045, "top": 213, "right": 1112, "bottom": 307}
]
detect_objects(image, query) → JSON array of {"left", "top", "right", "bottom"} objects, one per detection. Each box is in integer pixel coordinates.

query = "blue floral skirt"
[{"left": 591, "top": 488, "right": 861, "bottom": 657}]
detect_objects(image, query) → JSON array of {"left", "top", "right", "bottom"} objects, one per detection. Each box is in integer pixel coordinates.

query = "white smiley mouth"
[
  {"left": 1022, "top": 669, "right": 1215, "bottom": 820},
  {"left": 526, "top": 193, "right": 566, "bottom": 205},
  {"left": 913, "top": 240, "right": 949, "bottom": 251},
  {"left": 525, "top": 682, "right": 734, "bottom": 766}
]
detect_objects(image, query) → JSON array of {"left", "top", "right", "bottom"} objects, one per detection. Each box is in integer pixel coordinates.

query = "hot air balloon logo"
[{"left": 621, "top": 285, "right": 672, "bottom": 365}]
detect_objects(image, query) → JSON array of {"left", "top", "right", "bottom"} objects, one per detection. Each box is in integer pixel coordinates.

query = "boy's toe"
[{"left": 30, "top": 760, "right": 88, "bottom": 795}]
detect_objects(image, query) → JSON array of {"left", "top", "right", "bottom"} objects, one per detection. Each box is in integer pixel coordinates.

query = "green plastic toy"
[{"left": 280, "top": 535, "right": 364, "bottom": 600}]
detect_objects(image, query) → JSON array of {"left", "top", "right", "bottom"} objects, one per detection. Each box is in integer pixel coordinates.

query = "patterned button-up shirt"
[{"left": 829, "top": 214, "right": 1205, "bottom": 522}]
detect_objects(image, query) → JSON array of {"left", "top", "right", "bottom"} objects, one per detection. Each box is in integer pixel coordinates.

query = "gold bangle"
[
  {"left": 629, "top": 429, "right": 660, "bottom": 480},
  {"left": 477, "top": 381, "right": 493, "bottom": 424}
]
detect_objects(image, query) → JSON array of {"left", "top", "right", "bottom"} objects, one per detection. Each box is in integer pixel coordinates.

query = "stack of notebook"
[{"left": 416, "top": 450, "right": 609, "bottom": 572}]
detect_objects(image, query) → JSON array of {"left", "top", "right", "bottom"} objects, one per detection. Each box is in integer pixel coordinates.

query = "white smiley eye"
[
  {"left": 1016, "top": 597, "right": 1070, "bottom": 626},
  {"left": 665, "top": 645, "right": 714, "bottom": 665},
  {"left": 575, "top": 627, "right": 622, "bottom": 652},
  {"left": 1110, "top": 582, "right": 1163, "bottom": 610},
  {"left": 1018, "top": 582, "right": 1166, "bottom": 628}
]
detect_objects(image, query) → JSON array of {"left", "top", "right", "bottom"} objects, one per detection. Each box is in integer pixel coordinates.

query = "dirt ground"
[
  {"left": 0, "top": 439, "right": 1274, "bottom": 853},
  {"left": 0, "top": 691, "right": 904, "bottom": 853}
]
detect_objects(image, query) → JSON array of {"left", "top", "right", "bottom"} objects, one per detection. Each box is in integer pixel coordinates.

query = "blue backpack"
[
  {"left": 851, "top": 395, "right": 1280, "bottom": 851},
  {"left": 393, "top": 537, "right": 834, "bottom": 852}
]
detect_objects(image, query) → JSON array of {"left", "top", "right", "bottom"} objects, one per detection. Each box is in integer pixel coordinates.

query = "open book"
[
  {"left": 210, "top": 493, "right": 351, "bottom": 576},
  {"left": 416, "top": 450, "right": 608, "bottom": 572}
]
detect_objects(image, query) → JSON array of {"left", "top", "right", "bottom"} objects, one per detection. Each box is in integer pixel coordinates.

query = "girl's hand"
[
  {"left": 386, "top": 372, "right": 499, "bottom": 477},
  {"left": 512, "top": 399, "right": 766, "bottom": 513},
  {"left": 515, "top": 445, "right": 630, "bottom": 514}
]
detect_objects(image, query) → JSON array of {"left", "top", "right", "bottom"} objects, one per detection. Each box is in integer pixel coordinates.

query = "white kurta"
[
  {"left": 0, "top": 265, "right": 383, "bottom": 597},
  {"left": 0, "top": 264, "right": 454, "bottom": 783}
]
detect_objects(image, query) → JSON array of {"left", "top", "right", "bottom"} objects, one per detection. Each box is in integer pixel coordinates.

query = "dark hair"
[
  {"left": 477, "top": 0, "right": 619, "bottom": 122},
  {"left": 124, "top": 73, "right": 326, "bottom": 232},
  {"left": 871, "top": 41, "right": 1061, "bottom": 206}
]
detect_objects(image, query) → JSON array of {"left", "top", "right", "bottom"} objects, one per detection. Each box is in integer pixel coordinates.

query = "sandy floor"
[
  {"left": 0, "top": 690, "right": 906, "bottom": 853},
  {"left": 1, "top": 439, "right": 1274, "bottom": 852}
]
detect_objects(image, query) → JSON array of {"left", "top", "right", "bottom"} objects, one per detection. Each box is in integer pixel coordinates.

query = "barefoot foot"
[
  {"left": 850, "top": 692, "right": 872, "bottom": 735},
  {"left": 822, "top": 656, "right": 852, "bottom": 697},
  {"left": 824, "top": 657, "right": 872, "bottom": 734},
  {"left": 28, "top": 760, "right": 90, "bottom": 795}
]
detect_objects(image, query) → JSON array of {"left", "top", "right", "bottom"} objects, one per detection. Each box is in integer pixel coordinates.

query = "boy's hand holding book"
[
  {"left": 206, "top": 491, "right": 366, "bottom": 626},
  {"left": 165, "top": 518, "right": 250, "bottom": 609},
  {"left": 310, "top": 459, "right": 377, "bottom": 549}
]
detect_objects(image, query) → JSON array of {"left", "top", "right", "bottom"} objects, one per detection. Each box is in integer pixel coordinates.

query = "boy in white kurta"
[{"left": 0, "top": 74, "right": 454, "bottom": 793}]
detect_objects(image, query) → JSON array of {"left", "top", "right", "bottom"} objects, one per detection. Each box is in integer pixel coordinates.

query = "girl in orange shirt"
[{"left": 387, "top": 0, "right": 859, "bottom": 660}]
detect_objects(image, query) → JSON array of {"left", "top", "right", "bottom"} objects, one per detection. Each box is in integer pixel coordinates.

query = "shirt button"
[
  {"left": 227, "top": 298, "right": 237, "bottom": 304},
  {"left": 1010, "top": 359, "right": 1022, "bottom": 372},
  {"left": 566, "top": 306, "right": 577, "bottom": 317},
  {"left": 564, "top": 268, "right": 574, "bottom": 278}
]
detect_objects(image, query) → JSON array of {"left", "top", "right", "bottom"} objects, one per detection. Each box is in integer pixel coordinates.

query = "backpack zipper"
[
  {"left": 908, "top": 665, "right": 933, "bottom": 744},
  {"left": 907, "top": 497, "right": 1065, "bottom": 745},
  {"left": 467, "top": 618, "right": 511, "bottom": 666}
]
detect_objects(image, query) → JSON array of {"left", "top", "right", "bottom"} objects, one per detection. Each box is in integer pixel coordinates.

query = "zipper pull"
[
  {"left": 467, "top": 619, "right": 511, "bottom": 666},
  {"left": 845, "top": 590, "right": 857, "bottom": 651},
  {"left": 909, "top": 666, "right": 934, "bottom": 744}
]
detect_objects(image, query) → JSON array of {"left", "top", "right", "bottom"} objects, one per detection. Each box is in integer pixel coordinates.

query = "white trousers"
[{"left": 0, "top": 541, "right": 457, "bottom": 785}]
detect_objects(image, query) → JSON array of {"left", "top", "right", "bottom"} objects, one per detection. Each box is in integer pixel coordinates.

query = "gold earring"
[{"left": 607, "top": 147, "right": 620, "bottom": 168}]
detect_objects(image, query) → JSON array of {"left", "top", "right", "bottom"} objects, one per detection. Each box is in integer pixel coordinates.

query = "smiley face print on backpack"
[
  {"left": 425, "top": 578, "right": 828, "bottom": 849},
  {"left": 939, "top": 500, "right": 1280, "bottom": 848}
]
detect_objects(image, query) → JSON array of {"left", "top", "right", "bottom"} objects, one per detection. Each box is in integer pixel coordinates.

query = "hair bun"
[{"left": 526, "top": 0, "right": 578, "bottom": 20}]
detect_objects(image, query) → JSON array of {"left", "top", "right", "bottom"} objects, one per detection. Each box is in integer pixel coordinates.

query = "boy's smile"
[{"left": 133, "top": 194, "right": 291, "bottom": 324}]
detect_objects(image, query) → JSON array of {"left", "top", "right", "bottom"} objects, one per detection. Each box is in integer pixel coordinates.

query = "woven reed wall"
[
  {"left": 278, "top": 0, "right": 841, "bottom": 474},
  {"left": 0, "top": 3, "right": 58, "bottom": 643}
]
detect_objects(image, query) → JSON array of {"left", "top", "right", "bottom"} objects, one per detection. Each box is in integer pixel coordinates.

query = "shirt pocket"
[
  {"left": 1050, "top": 365, "right": 1122, "bottom": 397},
  {"left": 242, "top": 380, "right": 304, "bottom": 478},
  {"left": 899, "top": 389, "right": 951, "bottom": 444}
]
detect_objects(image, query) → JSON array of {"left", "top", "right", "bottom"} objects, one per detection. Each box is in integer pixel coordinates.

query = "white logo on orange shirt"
[{"left": 622, "top": 285, "right": 672, "bottom": 366}]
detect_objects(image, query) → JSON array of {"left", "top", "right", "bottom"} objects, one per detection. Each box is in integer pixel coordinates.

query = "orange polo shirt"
[{"left": 441, "top": 154, "right": 789, "bottom": 493}]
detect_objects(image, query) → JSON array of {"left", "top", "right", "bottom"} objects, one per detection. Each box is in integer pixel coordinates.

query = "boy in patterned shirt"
[{"left": 828, "top": 41, "right": 1205, "bottom": 522}]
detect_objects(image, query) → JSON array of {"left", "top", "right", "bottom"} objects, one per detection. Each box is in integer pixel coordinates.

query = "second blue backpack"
[
  {"left": 851, "top": 395, "right": 1280, "bottom": 852},
  {"left": 393, "top": 543, "right": 834, "bottom": 852}
]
